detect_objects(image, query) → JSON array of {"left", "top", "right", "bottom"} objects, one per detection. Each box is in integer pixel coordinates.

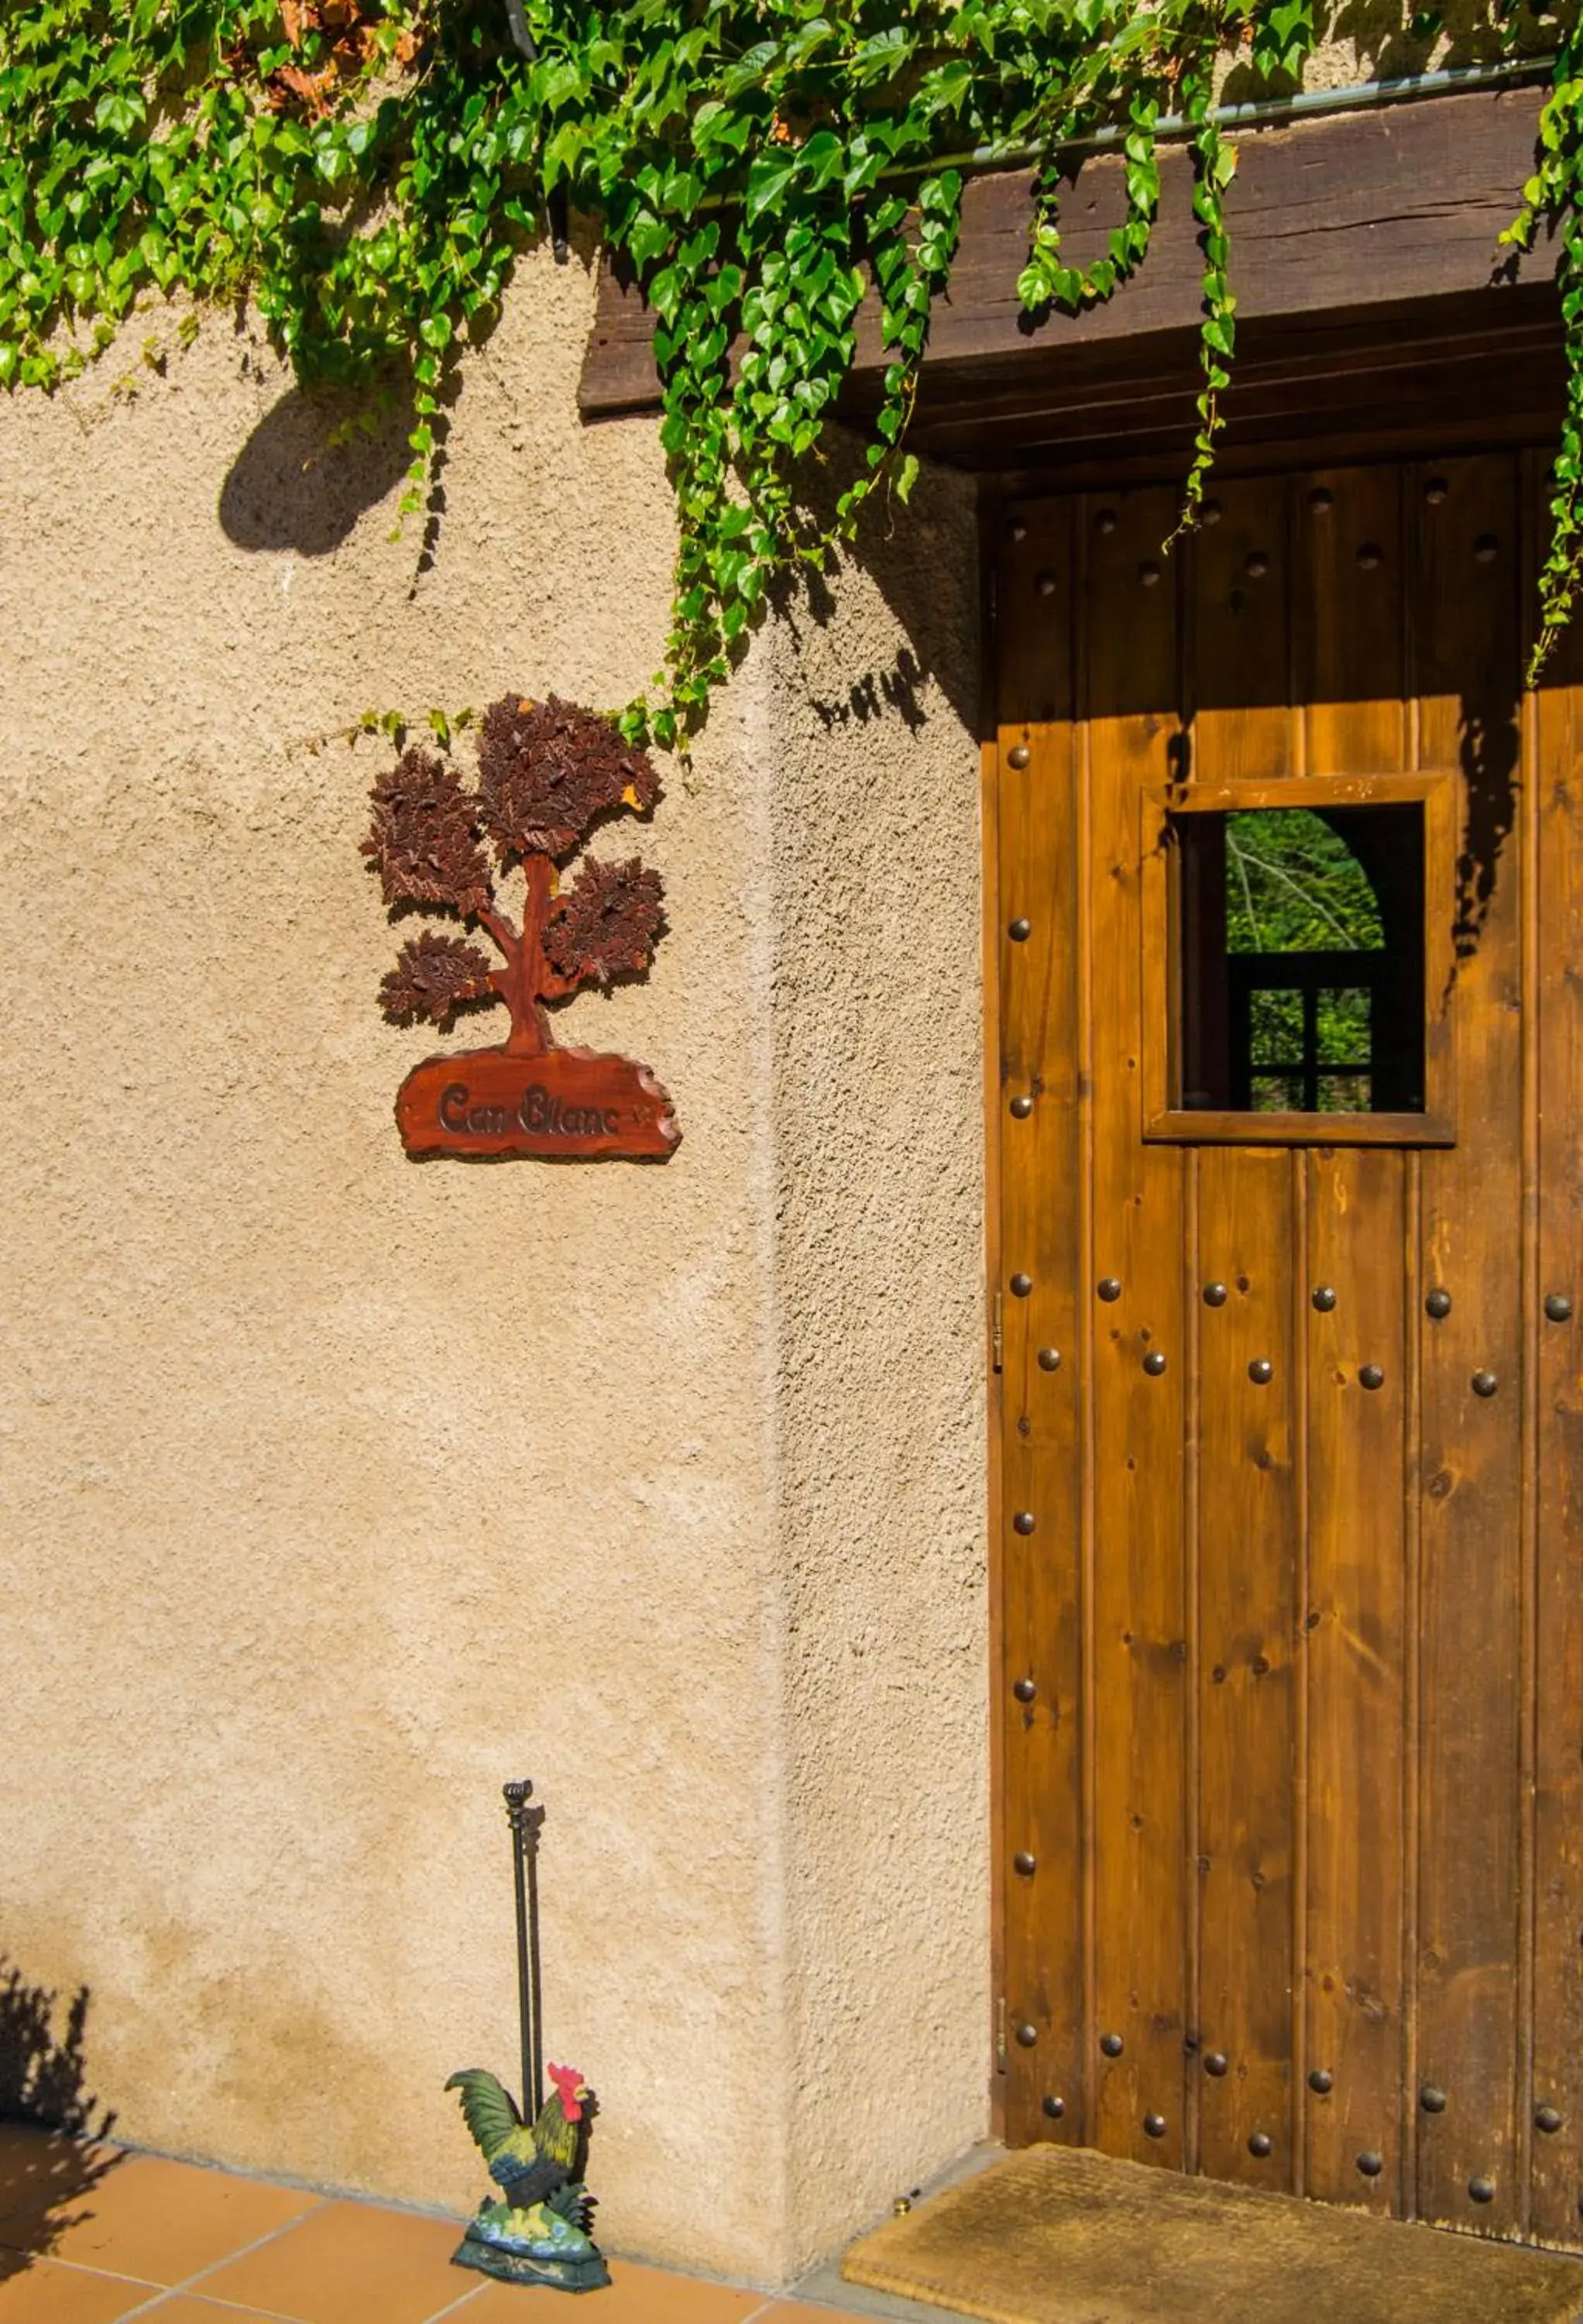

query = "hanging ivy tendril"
[
  {"left": 0, "top": 0, "right": 1574, "bottom": 735},
  {"left": 1504, "top": 26, "right": 1583, "bottom": 681}
]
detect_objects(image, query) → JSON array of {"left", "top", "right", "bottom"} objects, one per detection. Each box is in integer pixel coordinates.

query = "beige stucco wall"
[
  {"left": 759, "top": 494, "right": 986, "bottom": 2266},
  {"left": 1217, "top": 22, "right": 1545, "bottom": 98},
  {"left": 0, "top": 235, "right": 984, "bottom": 2287}
]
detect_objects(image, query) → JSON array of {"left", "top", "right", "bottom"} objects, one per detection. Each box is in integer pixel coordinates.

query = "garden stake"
[
  {"left": 445, "top": 1778, "right": 609, "bottom": 2290},
  {"left": 503, "top": 1777, "right": 544, "bottom": 2122}
]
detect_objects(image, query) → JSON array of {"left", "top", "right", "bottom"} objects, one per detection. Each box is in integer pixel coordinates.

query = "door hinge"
[
  {"left": 987, "top": 566, "right": 998, "bottom": 628},
  {"left": 995, "top": 1996, "right": 1008, "bottom": 2074},
  {"left": 992, "top": 1290, "right": 1004, "bottom": 1374}
]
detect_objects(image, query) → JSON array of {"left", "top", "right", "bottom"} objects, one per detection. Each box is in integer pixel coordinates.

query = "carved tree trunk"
[{"left": 500, "top": 854, "right": 564, "bottom": 1055}]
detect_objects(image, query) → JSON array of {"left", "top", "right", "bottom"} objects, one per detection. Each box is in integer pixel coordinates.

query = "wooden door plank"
[
  {"left": 1185, "top": 473, "right": 1302, "bottom": 2188},
  {"left": 984, "top": 480, "right": 1009, "bottom": 2155},
  {"left": 1084, "top": 485, "right": 1191, "bottom": 2169},
  {"left": 1304, "top": 1146, "right": 1410, "bottom": 2212},
  {"left": 1526, "top": 457, "right": 1583, "bottom": 2251},
  {"left": 1292, "top": 467, "right": 1413, "bottom": 2212},
  {"left": 1293, "top": 462, "right": 1416, "bottom": 2219},
  {"left": 996, "top": 497, "right": 1087, "bottom": 2144},
  {"left": 1301, "top": 466, "right": 1407, "bottom": 779},
  {"left": 1195, "top": 1145, "right": 1300, "bottom": 2186},
  {"left": 1186, "top": 475, "right": 1296, "bottom": 779},
  {"left": 1413, "top": 452, "right": 1526, "bottom": 2238}
]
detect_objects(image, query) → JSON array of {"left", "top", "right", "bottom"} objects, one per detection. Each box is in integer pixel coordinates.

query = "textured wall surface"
[
  {"left": 0, "top": 235, "right": 984, "bottom": 2286},
  {"left": 756, "top": 514, "right": 987, "bottom": 2272}
]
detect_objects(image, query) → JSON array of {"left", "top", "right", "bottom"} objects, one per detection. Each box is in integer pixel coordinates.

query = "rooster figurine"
[{"left": 445, "top": 2061, "right": 611, "bottom": 2291}]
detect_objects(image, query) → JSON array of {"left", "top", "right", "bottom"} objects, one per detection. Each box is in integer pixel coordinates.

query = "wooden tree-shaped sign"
[{"left": 364, "top": 695, "right": 679, "bottom": 1159}]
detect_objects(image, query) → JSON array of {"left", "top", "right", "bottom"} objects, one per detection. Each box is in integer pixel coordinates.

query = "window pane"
[
  {"left": 1224, "top": 808, "right": 1386, "bottom": 954},
  {"left": 1251, "top": 1074, "right": 1306, "bottom": 1111},
  {"left": 1250, "top": 988, "right": 1303, "bottom": 1065},
  {"left": 1317, "top": 1073, "right": 1372, "bottom": 1113},
  {"left": 1317, "top": 988, "right": 1372, "bottom": 1066}
]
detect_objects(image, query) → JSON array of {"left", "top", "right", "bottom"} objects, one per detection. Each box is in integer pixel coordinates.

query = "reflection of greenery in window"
[
  {"left": 1318, "top": 1074, "right": 1371, "bottom": 1111},
  {"left": 1229, "top": 811, "right": 1382, "bottom": 1112},
  {"left": 1318, "top": 988, "right": 1370, "bottom": 1066},
  {"left": 1225, "top": 810, "right": 1384, "bottom": 954},
  {"left": 1249, "top": 988, "right": 1302, "bottom": 1066}
]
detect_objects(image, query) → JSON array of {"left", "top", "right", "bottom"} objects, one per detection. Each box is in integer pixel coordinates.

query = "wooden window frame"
[{"left": 1139, "top": 770, "right": 1459, "bottom": 1147}]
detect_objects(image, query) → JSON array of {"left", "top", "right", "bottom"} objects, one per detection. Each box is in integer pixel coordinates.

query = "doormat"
[{"left": 840, "top": 2147, "right": 1583, "bottom": 2324}]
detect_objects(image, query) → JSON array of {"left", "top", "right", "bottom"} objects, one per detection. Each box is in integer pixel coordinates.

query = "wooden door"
[{"left": 991, "top": 452, "right": 1583, "bottom": 2247}]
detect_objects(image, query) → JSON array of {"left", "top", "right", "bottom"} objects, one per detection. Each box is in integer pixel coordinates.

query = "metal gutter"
[{"left": 908, "top": 53, "right": 1555, "bottom": 181}]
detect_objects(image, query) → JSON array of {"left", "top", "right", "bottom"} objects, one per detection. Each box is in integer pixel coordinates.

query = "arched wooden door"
[{"left": 991, "top": 452, "right": 1583, "bottom": 2246}]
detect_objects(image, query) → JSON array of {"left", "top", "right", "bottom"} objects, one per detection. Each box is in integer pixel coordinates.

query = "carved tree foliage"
[
  {"left": 545, "top": 859, "right": 666, "bottom": 991},
  {"left": 364, "top": 696, "right": 665, "bottom": 1057},
  {"left": 379, "top": 930, "right": 499, "bottom": 1028},
  {"left": 478, "top": 695, "right": 661, "bottom": 861},
  {"left": 362, "top": 750, "right": 492, "bottom": 915}
]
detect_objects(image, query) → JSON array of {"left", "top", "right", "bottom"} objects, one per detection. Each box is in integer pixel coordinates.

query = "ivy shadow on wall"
[
  {"left": 788, "top": 438, "right": 980, "bottom": 739},
  {"left": 219, "top": 383, "right": 417, "bottom": 557},
  {"left": 0, "top": 1956, "right": 120, "bottom": 2281}
]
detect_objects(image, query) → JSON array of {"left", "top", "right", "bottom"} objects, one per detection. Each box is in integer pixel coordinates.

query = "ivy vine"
[
  {"left": 1504, "top": 26, "right": 1583, "bottom": 680},
  {"left": 0, "top": 0, "right": 1576, "bottom": 736}
]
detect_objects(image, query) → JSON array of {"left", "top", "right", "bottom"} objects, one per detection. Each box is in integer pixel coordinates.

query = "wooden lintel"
[{"left": 578, "top": 84, "right": 1555, "bottom": 460}]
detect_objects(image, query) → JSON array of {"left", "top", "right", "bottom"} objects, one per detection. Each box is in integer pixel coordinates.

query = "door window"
[
  {"left": 1141, "top": 773, "right": 1456, "bottom": 1145},
  {"left": 1176, "top": 802, "right": 1422, "bottom": 1115}
]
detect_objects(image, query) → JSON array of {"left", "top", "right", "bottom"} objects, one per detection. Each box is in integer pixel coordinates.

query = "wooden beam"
[
  {"left": 895, "top": 289, "right": 1564, "bottom": 476},
  {"left": 579, "top": 85, "right": 1554, "bottom": 449}
]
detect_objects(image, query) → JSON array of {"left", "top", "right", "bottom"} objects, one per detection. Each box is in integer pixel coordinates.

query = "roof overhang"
[{"left": 578, "top": 84, "right": 1562, "bottom": 481}]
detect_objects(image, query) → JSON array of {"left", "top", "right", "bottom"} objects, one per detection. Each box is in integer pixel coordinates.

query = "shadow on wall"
[
  {"left": 219, "top": 381, "right": 416, "bottom": 555},
  {"left": 0, "top": 1957, "right": 121, "bottom": 2279},
  {"left": 807, "top": 648, "right": 931, "bottom": 737},
  {"left": 781, "top": 428, "right": 980, "bottom": 739}
]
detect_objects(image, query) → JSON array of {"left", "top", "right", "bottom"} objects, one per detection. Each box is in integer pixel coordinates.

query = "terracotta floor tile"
[
  {"left": 0, "top": 2154, "right": 321, "bottom": 2286},
  {"left": 0, "top": 2127, "right": 125, "bottom": 2229},
  {"left": 195, "top": 2200, "right": 469, "bottom": 2324},
  {"left": 758, "top": 2308, "right": 872, "bottom": 2320},
  {"left": 462, "top": 2257, "right": 765, "bottom": 2321},
  {"left": 0, "top": 2254, "right": 158, "bottom": 2323},
  {"left": 129, "top": 2302, "right": 318, "bottom": 2323}
]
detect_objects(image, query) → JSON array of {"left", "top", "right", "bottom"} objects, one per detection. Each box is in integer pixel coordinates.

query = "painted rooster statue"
[{"left": 445, "top": 2061, "right": 610, "bottom": 2291}]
